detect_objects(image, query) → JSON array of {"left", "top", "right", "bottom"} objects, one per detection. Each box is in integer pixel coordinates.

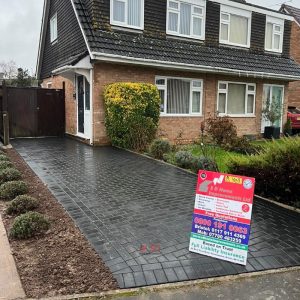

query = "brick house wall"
[
  {"left": 288, "top": 21, "right": 300, "bottom": 107},
  {"left": 42, "top": 62, "right": 288, "bottom": 145}
]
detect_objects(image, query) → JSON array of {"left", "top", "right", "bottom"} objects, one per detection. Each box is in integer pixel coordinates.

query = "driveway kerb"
[{"left": 27, "top": 266, "right": 300, "bottom": 300}]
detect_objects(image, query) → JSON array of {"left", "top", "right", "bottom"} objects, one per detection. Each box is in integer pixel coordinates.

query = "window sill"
[
  {"left": 219, "top": 41, "right": 250, "bottom": 50},
  {"left": 264, "top": 49, "right": 282, "bottom": 55},
  {"left": 219, "top": 114, "right": 256, "bottom": 118},
  {"left": 160, "top": 114, "right": 203, "bottom": 117},
  {"left": 110, "top": 23, "right": 143, "bottom": 33},
  {"left": 51, "top": 39, "right": 58, "bottom": 45},
  {"left": 166, "top": 32, "right": 205, "bottom": 42}
]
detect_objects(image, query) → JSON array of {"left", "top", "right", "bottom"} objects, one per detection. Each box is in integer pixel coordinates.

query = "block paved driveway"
[{"left": 12, "top": 138, "right": 300, "bottom": 288}]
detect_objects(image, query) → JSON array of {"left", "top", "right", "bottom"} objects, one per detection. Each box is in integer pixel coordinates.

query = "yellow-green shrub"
[{"left": 104, "top": 83, "right": 160, "bottom": 151}]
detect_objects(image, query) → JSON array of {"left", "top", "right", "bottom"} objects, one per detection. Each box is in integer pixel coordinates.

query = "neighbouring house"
[
  {"left": 280, "top": 4, "right": 300, "bottom": 108},
  {"left": 37, "top": 0, "right": 300, "bottom": 145},
  {"left": 0, "top": 72, "right": 3, "bottom": 86}
]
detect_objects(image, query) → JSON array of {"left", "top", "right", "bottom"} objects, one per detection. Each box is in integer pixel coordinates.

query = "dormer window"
[
  {"left": 265, "top": 16, "right": 284, "bottom": 53},
  {"left": 110, "top": 0, "right": 144, "bottom": 30},
  {"left": 50, "top": 13, "right": 58, "bottom": 43},
  {"left": 220, "top": 5, "right": 251, "bottom": 48},
  {"left": 167, "top": 0, "right": 206, "bottom": 40}
]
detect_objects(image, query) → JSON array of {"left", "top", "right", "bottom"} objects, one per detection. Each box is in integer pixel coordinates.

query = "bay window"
[
  {"left": 110, "top": 0, "right": 144, "bottom": 29},
  {"left": 220, "top": 5, "right": 251, "bottom": 47},
  {"left": 167, "top": 0, "right": 206, "bottom": 40},
  {"left": 218, "top": 82, "right": 256, "bottom": 116},
  {"left": 156, "top": 77, "right": 203, "bottom": 115},
  {"left": 265, "top": 16, "right": 284, "bottom": 53}
]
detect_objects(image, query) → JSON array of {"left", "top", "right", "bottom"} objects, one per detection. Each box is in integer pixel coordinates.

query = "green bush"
[
  {"left": 10, "top": 212, "right": 50, "bottom": 239},
  {"left": 175, "top": 151, "right": 194, "bottom": 169},
  {"left": 223, "top": 137, "right": 261, "bottom": 155},
  {"left": 149, "top": 139, "right": 171, "bottom": 159},
  {"left": 104, "top": 83, "right": 160, "bottom": 151},
  {"left": 6, "top": 195, "right": 39, "bottom": 215},
  {"left": 0, "top": 181, "right": 28, "bottom": 200},
  {"left": 191, "top": 156, "right": 218, "bottom": 173},
  {"left": 0, "top": 161, "right": 14, "bottom": 170},
  {"left": 0, "top": 154, "right": 9, "bottom": 162},
  {"left": 228, "top": 137, "right": 300, "bottom": 206},
  {"left": 0, "top": 168, "right": 21, "bottom": 185}
]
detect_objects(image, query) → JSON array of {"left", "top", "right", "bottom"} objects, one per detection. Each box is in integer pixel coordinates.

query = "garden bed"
[{"left": 0, "top": 148, "right": 118, "bottom": 298}]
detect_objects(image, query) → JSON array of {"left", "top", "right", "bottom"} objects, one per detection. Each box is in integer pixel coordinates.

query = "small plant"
[
  {"left": 149, "top": 139, "right": 171, "bottom": 159},
  {"left": 0, "top": 154, "right": 9, "bottom": 162},
  {"left": 284, "top": 119, "right": 292, "bottom": 136},
  {"left": 0, "top": 168, "right": 21, "bottom": 184},
  {"left": 175, "top": 151, "right": 194, "bottom": 169},
  {"left": 10, "top": 212, "right": 50, "bottom": 239},
  {"left": 262, "top": 99, "right": 283, "bottom": 127},
  {"left": 0, "top": 161, "right": 13, "bottom": 170},
  {"left": 191, "top": 156, "right": 218, "bottom": 173},
  {"left": 6, "top": 195, "right": 39, "bottom": 215},
  {"left": 206, "top": 114, "right": 237, "bottom": 146},
  {"left": 223, "top": 137, "right": 261, "bottom": 155},
  {"left": 0, "top": 181, "right": 28, "bottom": 200}
]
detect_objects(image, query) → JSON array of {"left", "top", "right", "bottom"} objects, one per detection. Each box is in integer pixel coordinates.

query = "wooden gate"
[{"left": 1, "top": 85, "right": 65, "bottom": 139}]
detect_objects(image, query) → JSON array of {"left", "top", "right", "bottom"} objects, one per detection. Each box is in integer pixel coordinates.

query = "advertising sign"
[{"left": 189, "top": 171, "right": 255, "bottom": 265}]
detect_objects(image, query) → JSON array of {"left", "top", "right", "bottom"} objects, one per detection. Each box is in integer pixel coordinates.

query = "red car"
[{"left": 288, "top": 106, "right": 300, "bottom": 132}]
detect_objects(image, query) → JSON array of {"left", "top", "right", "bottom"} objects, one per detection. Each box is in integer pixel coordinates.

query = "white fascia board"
[
  {"left": 211, "top": 0, "right": 294, "bottom": 21},
  {"left": 92, "top": 51, "right": 300, "bottom": 81},
  {"left": 282, "top": 7, "right": 300, "bottom": 27},
  {"left": 69, "top": 0, "right": 94, "bottom": 59}
]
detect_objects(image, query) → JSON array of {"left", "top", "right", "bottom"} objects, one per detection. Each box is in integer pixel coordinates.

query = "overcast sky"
[{"left": 0, "top": 0, "right": 299, "bottom": 76}]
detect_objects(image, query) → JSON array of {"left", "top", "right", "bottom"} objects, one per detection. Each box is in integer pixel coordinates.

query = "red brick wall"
[
  {"left": 42, "top": 76, "right": 77, "bottom": 136},
  {"left": 93, "top": 62, "right": 288, "bottom": 144},
  {"left": 288, "top": 22, "right": 300, "bottom": 108}
]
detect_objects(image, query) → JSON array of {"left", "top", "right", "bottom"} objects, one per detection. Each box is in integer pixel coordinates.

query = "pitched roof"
[{"left": 281, "top": 4, "right": 300, "bottom": 25}]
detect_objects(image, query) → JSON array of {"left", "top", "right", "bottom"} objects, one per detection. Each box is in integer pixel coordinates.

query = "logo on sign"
[
  {"left": 225, "top": 175, "right": 242, "bottom": 184},
  {"left": 243, "top": 179, "right": 253, "bottom": 190}
]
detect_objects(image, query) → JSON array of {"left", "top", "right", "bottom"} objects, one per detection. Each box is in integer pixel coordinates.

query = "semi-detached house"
[{"left": 37, "top": 0, "right": 300, "bottom": 145}]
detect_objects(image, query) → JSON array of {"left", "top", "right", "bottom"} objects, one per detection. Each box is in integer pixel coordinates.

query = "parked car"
[{"left": 287, "top": 106, "right": 300, "bottom": 133}]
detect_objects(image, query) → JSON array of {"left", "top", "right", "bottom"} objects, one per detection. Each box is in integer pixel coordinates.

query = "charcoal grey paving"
[{"left": 12, "top": 138, "right": 300, "bottom": 288}]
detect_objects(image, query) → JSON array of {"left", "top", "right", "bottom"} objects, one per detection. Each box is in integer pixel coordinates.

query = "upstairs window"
[
  {"left": 167, "top": 0, "right": 206, "bottom": 40},
  {"left": 220, "top": 5, "right": 251, "bottom": 48},
  {"left": 265, "top": 16, "right": 284, "bottom": 53},
  {"left": 110, "top": 0, "right": 144, "bottom": 29},
  {"left": 156, "top": 77, "right": 203, "bottom": 115},
  {"left": 218, "top": 82, "right": 256, "bottom": 116},
  {"left": 50, "top": 13, "right": 58, "bottom": 43}
]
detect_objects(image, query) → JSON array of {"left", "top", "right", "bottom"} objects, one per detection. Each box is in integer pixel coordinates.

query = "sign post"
[{"left": 189, "top": 171, "right": 255, "bottom": 265}]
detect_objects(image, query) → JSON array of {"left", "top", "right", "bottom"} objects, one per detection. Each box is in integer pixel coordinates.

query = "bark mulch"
[{"left": 0, "top": 148, "right": 118, "bottom": 298}]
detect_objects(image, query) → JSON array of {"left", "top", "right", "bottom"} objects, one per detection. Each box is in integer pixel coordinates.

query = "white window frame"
[
  {"left": 156, "top": 76, "right": 203, "bottom": 117},
  {"left": 265, "top": 16, "right": 284, "bottom": 53},
  {"left": 47, "top": 82, "right": 52, "bottom": 89},
  {"left": 50, "top": 13, "right": 58, "bottom": 43},
  {"left": 166, "top": 0, "right": 206, "bottom": 40},
  {"left": 219, "top": 5, "right": 251, "bottom": 48},
  {"left": 110, "top": 0, "right": 144, "bottom": 30},
  {"left": 217, "top": 81, "right": 256, "bottom": 117}
]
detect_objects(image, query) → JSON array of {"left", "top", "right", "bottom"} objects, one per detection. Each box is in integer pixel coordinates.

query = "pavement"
[
  {"left": 117, "top": 269, "right": 300, "bottom": 300},
  {"left": 0, "top": 215, "right": 25, "bottom": 300},
  {"left": 12, "top": 137, "right": 300, "bottom": 289}
]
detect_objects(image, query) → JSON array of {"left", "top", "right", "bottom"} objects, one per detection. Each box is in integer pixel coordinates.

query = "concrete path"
[
  {"left": 0, "top": 215, "right": 25, "bottom": 300},
  {"left": 119, "top": 269, "right": 300, "bottom": 300},
  {"left": 12, "top": 138, "right": 300, "bottom": 289}
]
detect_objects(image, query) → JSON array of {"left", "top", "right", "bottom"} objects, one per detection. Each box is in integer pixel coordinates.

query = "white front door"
[
  {"left": 77, "top": 75, "right": 91, "bottom": 139},
  {"left": 261, "top": 85, "right": 284, "bottom": 133}
]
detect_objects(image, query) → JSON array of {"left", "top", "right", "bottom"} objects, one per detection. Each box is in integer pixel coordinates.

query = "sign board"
[{"left": 189, "top": 171, "right": 255, "bottom": 265}]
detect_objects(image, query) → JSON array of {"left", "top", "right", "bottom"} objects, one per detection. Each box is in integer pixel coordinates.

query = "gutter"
[{"left": 91, "top": 52, "right": 300, "bottom": 81}]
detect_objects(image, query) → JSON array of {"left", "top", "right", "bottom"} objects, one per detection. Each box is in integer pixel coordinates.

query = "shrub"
[
  {"left": 227, "top": 137, "right": 300, "bottom": 206},
  {"left": 175, "top": 151, "right": 194, "bottom": 169},
  {"left": 191, "top": 156, "right": 218, "bottom": 173},
  {"left": 104, "top": 83, "right": 160, "bottom": 151},
  {"left": 0, "top": 161, "right": 13, "bottom": 170},
  {"left": 206, "top": 114, "right": 237, "bottom": 146},
  {"left": 10, "top": 212, "right": 50, "bottom": 239},
  {"left": 223, "top": 137, "right": 261, "bottom": 155},
  {"left": 149, "top": 139, "right": 171, "bottom": 159},
  {"left": 6, "top": 195, "right": 39, "bottom": 215},
  {"left": 0, "top": 181, "right": 28, "bottom": 200},
  {"left": 0, "top": 168, "right": 21, "bottom": 185},
  {"left": 0, "top": 154, "right": 9, "bottom": 162}
]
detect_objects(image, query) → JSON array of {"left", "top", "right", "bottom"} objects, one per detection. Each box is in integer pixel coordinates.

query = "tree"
[
  {"left": 10, "top": 68, "right": 33, "bottom": 87},
  {"left": 0, "top": 60, "right": 17, "bottom": 79}
]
